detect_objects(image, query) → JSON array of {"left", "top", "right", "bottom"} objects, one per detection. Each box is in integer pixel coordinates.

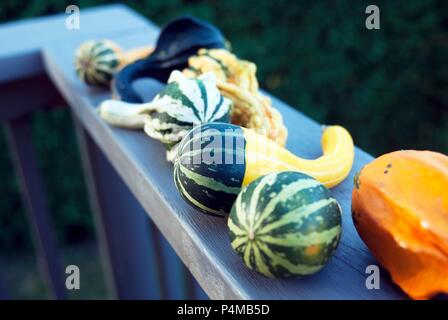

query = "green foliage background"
[{"left": 0, "top": 0, "right": 447, "bottom": 251}]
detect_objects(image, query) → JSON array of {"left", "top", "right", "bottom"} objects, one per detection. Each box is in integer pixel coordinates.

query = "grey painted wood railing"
[{"left": 0, "top": 4, "right": 406, "bottom": 299}]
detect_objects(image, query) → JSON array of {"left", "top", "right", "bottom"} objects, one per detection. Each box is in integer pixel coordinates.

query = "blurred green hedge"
[{"left": 0, "top": 0, "right": 447, "bottom": 251}]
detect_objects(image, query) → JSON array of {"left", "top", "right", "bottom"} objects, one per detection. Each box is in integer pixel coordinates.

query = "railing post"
[
  {"left": 151, "top": 226, "right": 189, "bottom": 299},
  {"left": 4, "top": 116, "right": 67, "bottom": 299},
  {"left": 191, "top": 276, "right": 209, "bottom": 300},
  {"left": 0, "top": 266, "right": 9, "bottom": 300},
  {"left": 74, "top": 119, "right": 162, "bottom": 299}
]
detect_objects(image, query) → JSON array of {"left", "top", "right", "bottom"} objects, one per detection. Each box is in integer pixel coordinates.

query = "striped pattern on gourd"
[
  {"left": 144, "top": 71, "right": 232, "bottom": 150},
  {"left": 75, "top": 40, "right": 122, "bottom": 87},
  {"left": 228, "top": 171, "right": 342, "bottom": 278},
  {"left": 174, "top": 123, "right": 245, "bottom": 216}
]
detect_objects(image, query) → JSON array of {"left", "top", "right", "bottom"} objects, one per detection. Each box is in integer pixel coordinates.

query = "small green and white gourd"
[
  {"left": 99, "top": 70, "right": 232, "bottom": 161},
  {"left": 228, "top": 171, "right": 342, "bottom": 278},
  {"left": 75, "top": 40, "right": 123, "bottom": 87}
]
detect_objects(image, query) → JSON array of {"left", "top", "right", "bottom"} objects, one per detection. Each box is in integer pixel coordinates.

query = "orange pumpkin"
[{"left": 352, "top": 150, "right": 448, "bottom": 299}]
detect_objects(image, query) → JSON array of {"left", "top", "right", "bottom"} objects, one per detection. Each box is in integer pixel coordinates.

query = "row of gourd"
[{"left": 74, "top": 17, "right": 448, "bottom": 300}]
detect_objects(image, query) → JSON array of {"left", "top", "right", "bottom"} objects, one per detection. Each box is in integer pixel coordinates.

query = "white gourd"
[{"left": 99, "top": 70, "right": 232, "bottom": 161}]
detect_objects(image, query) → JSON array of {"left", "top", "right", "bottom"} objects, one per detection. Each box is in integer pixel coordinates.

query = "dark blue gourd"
[{"left": 113, "top": 16, "right": 226, "bottom": 103}]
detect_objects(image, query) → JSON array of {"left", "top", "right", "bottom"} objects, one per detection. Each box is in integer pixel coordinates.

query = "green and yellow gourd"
[
  {"left": 75, "top": 40, "right": 151, "bottom": 87},
  {"left": 99, "top": 71, "right": 232, "bottom": 161},
  {"left": 75, "top": 40, "right": 123, "bottom": 87},
  {"left": 228, "top": 171, "right": 342, "bottom": 278},
  {"left": 174, "top": 122, "right": 354, "bottom": 216}
]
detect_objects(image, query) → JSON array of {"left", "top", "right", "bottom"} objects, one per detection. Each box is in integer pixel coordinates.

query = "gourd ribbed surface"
[
  {"left": 228, "top": 171, "right": 342, "bottom": 278},
  {"left": 75, "top": 40, "right": 121, "bottom": 87}
]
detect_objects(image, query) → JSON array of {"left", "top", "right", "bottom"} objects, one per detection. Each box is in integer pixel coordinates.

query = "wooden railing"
[
  {"left": 0, "top": 5, "right": 206, "bottom": 300},
  {"left": 0, "top": 5, "right": 406, "bottom": 299}
]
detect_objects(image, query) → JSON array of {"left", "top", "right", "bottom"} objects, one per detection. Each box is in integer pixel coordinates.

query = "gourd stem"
[{"left": 123, "top": 46, "right": 154, "bottom": 64}]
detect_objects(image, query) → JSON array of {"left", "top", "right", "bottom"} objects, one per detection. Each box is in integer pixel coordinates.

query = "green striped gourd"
[
  {"left": 174, "top": 122, "right": 246, "bottom": 216},
  {"left": 228, "top": 171, "right": 342, "bottom": 278},
  {"left": 99, "top": 71, "right": 232, "bottom": 161},
  {"left": 75, "top": 40, "right": 122, "bottom": 87},
  {"left": 174, "top": 122, "right": 353, "bottom": 216}
]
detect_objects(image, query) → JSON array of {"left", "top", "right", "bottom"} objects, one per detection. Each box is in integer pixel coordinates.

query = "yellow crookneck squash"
[{"left": 352, "top": 150, "right": 448, "bottom": 299}]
